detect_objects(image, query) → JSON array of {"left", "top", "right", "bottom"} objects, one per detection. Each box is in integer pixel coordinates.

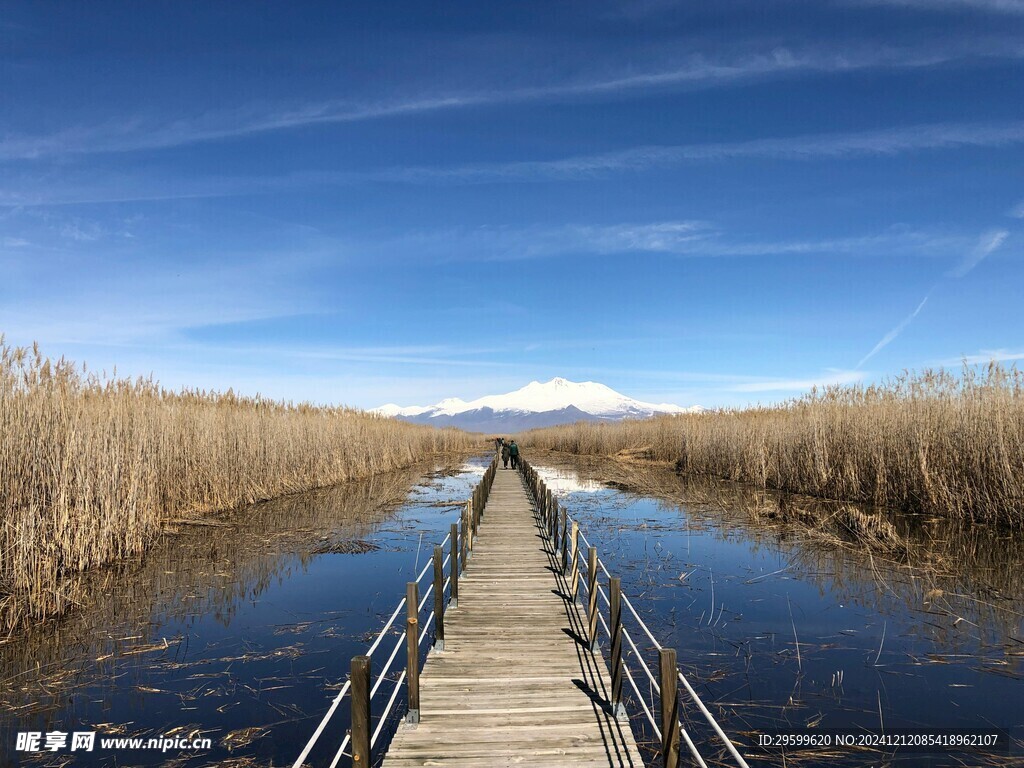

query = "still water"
[
  {"left": 1, "top": 458, "right": 489, "bottom": 767},
  {"left": 2, "top": 453, "right": 1021, "bottom": 767},
  {"left": 532, "top": 454, "right": 1024, "bottom": 767}
]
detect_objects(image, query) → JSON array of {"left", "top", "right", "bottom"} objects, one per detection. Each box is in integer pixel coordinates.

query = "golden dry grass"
[
  {"left": 521, "top": 365, "right": 1024, "bottom": 524},
  {"left": 0, "top": 340, "right": 471, "bottom": 630}
]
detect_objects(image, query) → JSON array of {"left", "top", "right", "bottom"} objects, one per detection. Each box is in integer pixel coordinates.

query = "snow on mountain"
[
  {"left": 374, "top": 403, "right": 434, "bottom": 417},
  {"left": 372, "top": 378, "right": 701, "bottom": 432},
  {"left": 428, "top": 377, "right": 687, "bottom": 417}
]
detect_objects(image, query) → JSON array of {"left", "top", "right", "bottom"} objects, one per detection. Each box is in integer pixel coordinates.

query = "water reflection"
[
  {"left": 0, "top": 458, "right": 486, "bottom": 767},
  {"left": 532, "top": 454, "right": 1024, "bottom": 766}
]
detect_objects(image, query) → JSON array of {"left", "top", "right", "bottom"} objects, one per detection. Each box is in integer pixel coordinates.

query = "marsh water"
[
  {"left": 1, "top": 452, "right": 1021, "bottom": 767},
  {"left": 0, "top": 458, "right": 490, "bottom": 767},
  {"left": 533, "top": 454, "right": 1024, "bottom": 767}
]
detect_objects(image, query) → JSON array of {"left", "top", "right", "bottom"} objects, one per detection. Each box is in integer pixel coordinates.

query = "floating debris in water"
[
  {"left": 222, "top": 726, "right": 269, "bottom": 751},
  {"left": 311, "top": 539, "right": 381, "bottom": 555}
]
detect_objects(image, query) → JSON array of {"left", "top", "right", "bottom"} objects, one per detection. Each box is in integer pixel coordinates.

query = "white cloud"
[
  {"left": 380, "top": 121, "right": 1024, "bottom": 184},
  {"left": 938, "top": 348, "right": 1024, "bottom": 365},
  {"left": 850, "top": 0, "right": 1024, "bottom": 14},
  {"left": 729, "top": 370, "right": 867, "bottom": 392},
  {"left": 1010, "top": 200, "right": 1024, "bottom": 218},
  {"left": 376, "top": 220, "right": 971, "bottom": 263},
  {"left": 857, "top": 294, "right": 931, "bottom": 368},
  {"left": 2, "top": 42, "right": 1024, "bottom": 161},
  {"left": 5, "top": 121, "right": 1024, "bottom": 206},
  {"left": 949, "top": 229, "right": 1009, "bottom": 277}
]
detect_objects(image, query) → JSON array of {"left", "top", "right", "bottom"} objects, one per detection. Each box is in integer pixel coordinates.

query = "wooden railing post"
[
  {"left": 406, "top": 582, "right": 420, "bottom": 723},
  {"left": 550, "top": 497, "right": 558, "bottom": 543},
  {"left": 351, "top": 655, "right": 371, "bottom": 766},
  {"left": 465, "top": 501, "right": 474, "bottom": 560},
  {"left": 587, "top": 546, "right": 598, "bottom": 650},
  {"left": 660, "top": 648, "right": 681, "bottom": 768},
  {"left": 609, "top": 577, "right": 626, "bottom": 719},
  {"left": 450, "top": 522, "right": 459, "bottom": 608},
  {"left": 570, "top": 522, "right": 580, "bottom": 597},
  {"left": 560, "top": 507, "right": 568, "bottom": 572},
  {"left": 433, "top": 545, "right": 444, "bottom": 651},
  {"left": 459, "top": 510, "right": 468, "bottom": 570}
]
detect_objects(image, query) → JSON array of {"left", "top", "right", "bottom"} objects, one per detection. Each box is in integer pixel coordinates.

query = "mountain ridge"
[{"left": 374, "top": 377, "right": 701, "bottom": 433}]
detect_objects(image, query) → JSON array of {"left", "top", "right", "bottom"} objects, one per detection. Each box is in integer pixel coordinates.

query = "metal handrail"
[
  {"left": 585, "top": 536, "right": 753, "bottom": 765},
  {"left": 371, "top": 670, "right": 407, "bottom": 748},
  {"left": 296, "top": 454, "right": 499, "bottom": 768},
  {"left": 586, "top": 575, "right": 708, "bottom": 768},
  {"left": 524, "top": 458, "right": 750, "bottom": 768}
]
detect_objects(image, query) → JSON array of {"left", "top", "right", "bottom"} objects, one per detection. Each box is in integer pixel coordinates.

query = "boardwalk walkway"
[{"left": 382, "top": 467, "right": 644, "bottom": 767}]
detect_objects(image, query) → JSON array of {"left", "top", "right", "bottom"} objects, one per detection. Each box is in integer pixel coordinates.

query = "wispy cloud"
[
  {"left": 854, "top": 225, "right": 1010, "bottom": 367},
  {"left": 2, "top": 42, "right": 1023, "bottom": 161},
  {"left": 857, "top": 293, "right": 931, "bottom": 368},
  {"left": 939, "top": 348, "right": 1024, "bottom": 365},
  {"left": 383, "top": 221, "right": 969, "bottom": 262},
  {"left": 729, "top": 369, "right": 867, "bottom": 392},
  {"left": 378, "top": 120, "right": 1024, "bottom": 183},
  {"left": 849, "top": 0, "right": 1024, "bottom": 15},
  {"left": 4, "top": 121, "right": 1024, "bottom": 205},
  {"left": 1010, "top": 199, "right": 1024, "bottom": 218},
  {"left": 949, "top": 229, "right": 1009, "bottom": 277},
  {"left": 225, "top": 343, "right": 517, "bottom": 369}
]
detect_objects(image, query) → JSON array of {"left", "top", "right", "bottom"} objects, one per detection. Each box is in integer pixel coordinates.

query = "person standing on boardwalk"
[
  {"left": 508, "top": 439, "right": 520, "bottom": 469},
  {"left": 501, "top": 440, "right": 511, "bottom": 469}
]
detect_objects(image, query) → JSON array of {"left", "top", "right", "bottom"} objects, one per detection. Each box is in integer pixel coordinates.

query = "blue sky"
[{"left": 1, "top": 0, "right": 1022, "bottom": 409}]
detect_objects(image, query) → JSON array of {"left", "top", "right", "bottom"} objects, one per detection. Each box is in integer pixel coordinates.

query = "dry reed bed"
[
  {"left": 522, "top": 365, "right": 1024, "bottom": 524},
  {"left": 0, "top": 341, "right": 471, "bottom": 630}
]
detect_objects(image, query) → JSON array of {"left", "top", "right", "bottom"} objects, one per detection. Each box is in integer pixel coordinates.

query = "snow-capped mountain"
[{"left": 374, "top": 378, "right": 701, "bottom": 433}]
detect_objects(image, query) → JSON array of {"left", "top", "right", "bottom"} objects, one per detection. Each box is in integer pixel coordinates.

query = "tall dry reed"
[
  {"left": 0, "top": 340, "right": 471, "bottom": 630},
  {"left": 521, "top": 365, "right": 1024, "bottom": 524}
]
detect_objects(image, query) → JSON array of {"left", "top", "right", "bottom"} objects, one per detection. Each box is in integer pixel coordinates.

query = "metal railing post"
[
  {"left": 609, "top": 577, "right": 626, "bottom": 719},
  {"left": 350, "top": 655, "right": 370, "bottom": 765},
  {"left": 587, "top": 546, "right": 598, "bottom": 650},
  {"left": 660, "top": 648, "right": 681, "bottom": 768},
  {"left": 450, "top": 522, "right": 459, "bottom": 608},
  {"left": 433, "top": 545, "right": 444, "bottom": 651},
  {"left": 406, "top": 582, "right": 420, "bottom": 723}
]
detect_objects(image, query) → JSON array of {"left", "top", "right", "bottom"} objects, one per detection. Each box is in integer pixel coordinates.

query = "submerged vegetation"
[
  {"left": 522, "top": 365, "right": 1024, "bottom": 524},
  {"left": 0, "top": 340, "right": 470, "bottom": 631}
]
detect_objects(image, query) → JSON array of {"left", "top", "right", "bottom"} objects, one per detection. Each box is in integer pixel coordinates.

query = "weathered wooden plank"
[{"left": 381, "top": 469, "right": 644, "bottom": 768}]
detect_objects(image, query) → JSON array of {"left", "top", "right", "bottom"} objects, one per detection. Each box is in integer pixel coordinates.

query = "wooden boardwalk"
[{"left": 382, "top": 467, "right": 645, "bottom": 767}]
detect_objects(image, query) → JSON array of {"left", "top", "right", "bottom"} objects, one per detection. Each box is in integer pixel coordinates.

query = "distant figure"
[
  {"left": 509, "top": 440, "right": 520, "bottom": 470},
  {"left": 501, "top": 441, "right": 511, "bottom": 469},
  {"left": 495, "top": 436, "right": 503, "bottom": 451}
]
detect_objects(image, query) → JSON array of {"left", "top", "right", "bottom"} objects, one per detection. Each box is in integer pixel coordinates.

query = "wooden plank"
[{"left": 381, "top": 469, "right": 645, "bottom": 768}]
